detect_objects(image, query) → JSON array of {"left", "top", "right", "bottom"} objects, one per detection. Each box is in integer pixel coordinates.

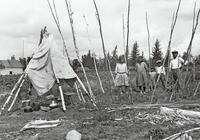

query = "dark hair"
[{"left": 118, "top": 55, "right": 125, "bottom": 63}]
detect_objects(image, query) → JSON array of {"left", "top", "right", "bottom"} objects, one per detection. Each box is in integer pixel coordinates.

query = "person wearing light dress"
[{"left": 115, "top": 55, "right": 129, "bottom": 94}]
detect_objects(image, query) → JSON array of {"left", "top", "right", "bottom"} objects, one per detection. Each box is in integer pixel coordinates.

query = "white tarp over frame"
[{"left": 27, "top": 34, "right": 77, "bottom": 95}]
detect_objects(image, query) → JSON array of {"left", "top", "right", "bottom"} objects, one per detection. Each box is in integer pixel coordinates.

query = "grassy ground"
[{"left": 0, "top": 70, "right": 200, "bottom": 139}]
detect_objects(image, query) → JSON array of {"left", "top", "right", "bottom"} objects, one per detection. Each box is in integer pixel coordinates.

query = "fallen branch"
[
  {"left": 163, "top": 127, "right": 200, "bottom": 140},
  {"left": 160, "top": 106, "right": 200, "bottom": 119}
]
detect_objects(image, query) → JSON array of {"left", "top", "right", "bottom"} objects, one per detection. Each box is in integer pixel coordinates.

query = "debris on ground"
[{"left": 20, "top": 119, "right": 61, "bottom": 131}]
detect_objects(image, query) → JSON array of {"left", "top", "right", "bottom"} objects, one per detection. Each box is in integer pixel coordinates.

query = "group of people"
[{"left": 114, "top": 50, "right": 187, "bottom": 95}]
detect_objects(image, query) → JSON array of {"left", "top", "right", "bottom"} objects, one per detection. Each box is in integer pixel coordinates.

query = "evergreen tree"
[
  {"left": 131, "top": 41, "right": 140, "bottom": 66},
  {"left": 152, "top": 39, "right": 162, "bottom": 66},
  {"left": 110, "top": 46, "right": 118, "bottom": 69},
  {"left": 112, "top": 45, "right": 118, "bottom": 61},
  {"left": 82, "top": 50, "right": 94, "bottom": 69}
]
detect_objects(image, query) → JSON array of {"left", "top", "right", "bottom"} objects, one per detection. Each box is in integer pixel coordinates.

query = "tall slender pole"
[
  {"left": 122, "top": 14, "right": 127, "bottom": 64},
  {"left": 65, "top": 0, "right": 97, "bottom": 107},
  {"left": 151, "top": 0, "right": 182, "bottom": 103},
  {"left": 46, "top": 0, "right": 70, "bottom": 62},
  {"left": 125, "top": 0, "right": 131, "bottom": 66},
  {"left": 8, "top": 74, "right": 28, "bottom": 111},
  {"left": 0, "top": 73, "right": 25, "bottom": 115},
  {"left": 83, "top": 15, "right": 105, "bottom": 94},
  {"left": 22, "top": 40, "right": 24, "bottom": 58},
  {"left": 93, "top": 54, "right": 105, "bottom": 93},
  {"left": 165, "top": 13, "right": 174, "bottom": 87},
  {"left": 145, "top": 12, "right": 151, "bottom": 71},
  {"left": 93, "top": 0, "right": 115, "bottom": 83}
]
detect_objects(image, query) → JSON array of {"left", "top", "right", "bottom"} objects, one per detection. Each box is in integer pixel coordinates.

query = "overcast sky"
[{"left": 0, "top": 0, "right": 199, "bottom": 60}]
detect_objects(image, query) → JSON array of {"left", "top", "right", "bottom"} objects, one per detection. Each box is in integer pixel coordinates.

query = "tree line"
[{"left": 10, "top": 38, "right": 200, "bottom": 71}]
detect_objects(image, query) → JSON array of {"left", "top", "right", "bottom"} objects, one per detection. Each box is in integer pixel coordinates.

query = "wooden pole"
[
  {"left": 56, "top": 79, "right": 66, "bottom": 111},
  {"left": 46, "top": 0, "right": 70, "bottom": 62},
  {"left": 83, "top": 15, "right": 105, "bottom": 94},
  {"left": 150, "top": 0, "right": 181, "bottom": 103},
  {"left": 165, "top": 13, "right": 174, "bottom": 87},
  {"left": 125, "top": 0, "right": 131, "bottom": 66},
  {"left": 75, "top": 83, "right": 82, "bottom": 101},
  {"left": 193, "top": 81, "right": 200, "bottom": 96},
  {"left": 183, "top": 2, "right": 196, "bottom": 85},
  {"left": 93, "top": 54, "right": 105, "bottom": 93},
  {"left": 122, "top": 14, "right": 127, "bottom": 64},
  {"left": 65, "top": 0, "right": 97, "bottom": 108},
  {"left": 163, "top": 127, "right": 200, "bottom": 140},
  {"left": 93, "top": 0, "right": 108, "bottom": 70},
  {"left": 8, "top": 74, "right": 27, "bottom": 111},
  {"left": 145, "top": 12, "right": 151, "bottom": 71},
  {"left": 93, "top": 0, "right": 115, "bottom": 83},
  {"left": 0, "top": 73, "right": 25, "bottom": 115}
]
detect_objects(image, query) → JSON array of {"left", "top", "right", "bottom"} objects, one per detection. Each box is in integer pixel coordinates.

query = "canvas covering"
[{"left": 27, "top": 34, "right": 77, "bottom": 95}]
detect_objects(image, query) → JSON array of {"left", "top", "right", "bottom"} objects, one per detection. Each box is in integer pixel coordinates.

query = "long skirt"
[
  {"left": 115, "top": 73, "right": 129, "bottom": 87},
  {"left": 136, "top": 71, "right": 148, "bottom": 87}
]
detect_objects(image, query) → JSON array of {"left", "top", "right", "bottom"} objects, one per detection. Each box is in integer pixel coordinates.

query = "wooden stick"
[
  {"left": 183, "top": 2, "right": 196, "bottom": 84},
  {"left": 76, "top": 81, "right": 86, "bottom": 103},
  {"left": 122, "top": 14, "right": 127, "bottom": 64},
  {"left": 56, "top": 79, "right": 66, "bottom": 111},
  {"left": 150, "top": 0, "right": 181, "bottom": 103},
  {"left": 193, "top": 81, "right": 200, "bottom": 96},
  {"left": 82, "top": 15, "right": 105, "bottom": 94},
  {"left": 52, "top": 0, "right": 60, "bottom": 27},
  {"left": 163, "top": 127, "right": 200, "bottom": 140},
  {"left": 165, "top": 13, "right": 174, "bottom": 87},
  {"left": 65, "top": 0, "right": 97, "bottom": 108},
  {"left": 125, "top": 0, "right": 131, "bottom": 66},
  {"left": 8, "top": 74, "right": 27, "bottom": 111},
  {"left": 0, "top": 73, "right": 25, "bottom": 115},
  {"left": 46, "top": 0, "right": 70, "bottom": 62},
  {"left": 75, "top": 82, "right": 82, "bottom": 101},
  {"left": 93, "top": 0, "right": 108, "bottom": 70},
  {"left": 145, "top": 12, "right": 151, "bottom": 71},
  {"left": 93, "top": 0, "right": 115, "bottom": 83},
  {"left": 93, "top": 54, "right": 105, "bottom": 94}
]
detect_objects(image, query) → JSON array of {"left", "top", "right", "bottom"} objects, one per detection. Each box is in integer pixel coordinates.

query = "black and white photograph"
[{"left": 0, "top": 0, "right": 200, "bottom": 139}]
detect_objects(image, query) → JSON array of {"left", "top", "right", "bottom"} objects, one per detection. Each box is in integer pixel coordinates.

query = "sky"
[{"left": 0, "top": 0, "right": 200, "bottom": 60}]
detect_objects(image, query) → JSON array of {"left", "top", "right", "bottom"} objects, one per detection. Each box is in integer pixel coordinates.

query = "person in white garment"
[
  {"left": 155, "top": 60, "right": 166, "bottom": 89},
  {"left": 169, "top": 50, "right": 187, "bottom": 92},
  {"left": 115, "top": 55, "right": 129, "bottom": 94}
]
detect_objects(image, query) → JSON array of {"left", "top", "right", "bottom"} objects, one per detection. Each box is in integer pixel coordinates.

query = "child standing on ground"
[
  {"left": 115, "top": 55, "right": 129, "bottom": 94},
  {"left": 149, "top": 68, "right": 157, "bottom": 91},
  {"left": 136, "top": 56, "right": 148, "bottom": 94},
  {"left": 155, "top": 60, "right": 166, "bottom": 89}
]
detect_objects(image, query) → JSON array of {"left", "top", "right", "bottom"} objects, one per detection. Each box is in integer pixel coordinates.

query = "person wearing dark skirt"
[{"left": 136, "top": 56, "right": 148, "bottom": 94}]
